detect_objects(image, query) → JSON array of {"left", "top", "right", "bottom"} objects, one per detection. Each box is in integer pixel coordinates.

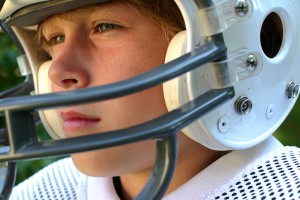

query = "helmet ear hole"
[
  {"left": 37, "top": 61, "right": 65, "bottom": 139},
  {"left": 260, "top": 12, "right": 283, "bottom": 58}
]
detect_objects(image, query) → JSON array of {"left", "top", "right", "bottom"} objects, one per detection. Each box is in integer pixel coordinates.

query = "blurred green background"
[{"left": 0, "top": 27, "right": 299, "bottom": 185}]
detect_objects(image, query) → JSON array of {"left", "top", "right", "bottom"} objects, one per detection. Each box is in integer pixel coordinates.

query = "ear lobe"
[{"left": 37, "top": 61, "right": 65, "bottom": 139}]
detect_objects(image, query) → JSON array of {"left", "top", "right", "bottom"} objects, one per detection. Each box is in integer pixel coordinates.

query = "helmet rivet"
[
  {"left": 218, "top": 115, "right": 230, "bottom": 133},
  {"left": 235, "top": 96, "right": 253, "bottom": 115},
  {"left": 235, "top": 0, "right": 249, "bottom": 17},
  {"left": 266, "top": 104, "right": 275, "bottom": 120},
  {"left": 286, "top": 82, "right": 299, "bottom": 99},
  {"left": 245, "top": 54, "right": 257, "bottom": 72}
]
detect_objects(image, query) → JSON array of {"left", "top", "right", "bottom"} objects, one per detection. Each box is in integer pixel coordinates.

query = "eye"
[
  {"left": 49, "top": 35, "right": 65, "bottom": 45},
  {"left": 95, "top": 23, "right": 122, "bottom": 33}
]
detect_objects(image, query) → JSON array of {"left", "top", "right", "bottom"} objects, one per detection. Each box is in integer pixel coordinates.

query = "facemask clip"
[{"left": 204, "top": 48, "right": 262, "bottom": 89}]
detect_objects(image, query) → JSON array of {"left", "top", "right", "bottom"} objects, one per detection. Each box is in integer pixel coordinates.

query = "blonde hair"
[
  {"left": 120, "top": 0, "right": 185, "bottom": 41},
  {"left": 36, "top": 0, "right": 185, "bottom": 51}
]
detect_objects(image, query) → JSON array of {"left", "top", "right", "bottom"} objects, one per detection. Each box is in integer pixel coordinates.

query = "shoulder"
[
  {"left": 165, "top": 137, "right": 300, "bottom": 200},
  {"left": 207, "top": 146, "right": 300, "bottom": 199},
  {"left": 9, "top": 157, "right": 82, "bottom": 200}
]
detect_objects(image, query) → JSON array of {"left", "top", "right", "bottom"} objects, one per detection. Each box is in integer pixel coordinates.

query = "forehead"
[{"left": 42, "top": 2, "right": 119, "bottom": 24}]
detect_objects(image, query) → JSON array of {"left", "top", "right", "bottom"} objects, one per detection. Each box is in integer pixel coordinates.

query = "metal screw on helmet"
[
  {"left": 286, "top": 82, "right": 299, "bottom": 99},
  {"left": 245, "top": 54, "right": 257, "bottom": 72},
  {"left": 235, "top": 0, "right": 249, "bottom": 17},
  {"left": 235, "top": 96, "right": 253, "bottom": 115}
]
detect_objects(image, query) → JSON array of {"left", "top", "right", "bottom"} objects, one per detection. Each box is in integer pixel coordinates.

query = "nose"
[{"left": 48, "top": 41, "right": 90, "bottom": 90}]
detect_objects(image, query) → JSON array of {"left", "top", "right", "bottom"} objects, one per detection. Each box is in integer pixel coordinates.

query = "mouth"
[{"left": 60, "top": 111, "right": 101, "bottom": 132}]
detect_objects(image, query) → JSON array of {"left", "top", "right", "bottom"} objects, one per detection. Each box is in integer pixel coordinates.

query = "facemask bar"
[
  {"left": 0, "top": 38, "right": 231, "bottom": 158},
  {"left": 0, "top": 20, "right": 33, "bottom": 199},
  {"left": 0, "top": 0, "right": 235, "bottom": 199},
  {"left": 0, "top": 36, "right": 234, "bottom": 199},
  {"left": 0, "top": 129, "right": 16, "bottom": 200}
]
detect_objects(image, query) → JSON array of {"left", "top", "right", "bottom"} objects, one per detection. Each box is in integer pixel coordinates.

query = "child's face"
[{"left": 41, "top": 2, "right": 169, "bottom": 176}]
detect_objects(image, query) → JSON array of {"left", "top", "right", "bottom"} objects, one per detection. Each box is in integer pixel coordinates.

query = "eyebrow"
[{"left": 36, "top": 3, "right": 115, "bottom": 53}]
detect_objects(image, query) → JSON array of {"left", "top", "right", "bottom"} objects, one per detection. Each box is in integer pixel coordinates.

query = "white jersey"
[{"left": 9, "top": 136, "right": 300, "bottom": 200}]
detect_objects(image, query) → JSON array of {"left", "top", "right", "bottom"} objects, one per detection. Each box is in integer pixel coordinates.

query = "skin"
[{"left": 41, "top": 2, "right": 223, "bottom": 199}]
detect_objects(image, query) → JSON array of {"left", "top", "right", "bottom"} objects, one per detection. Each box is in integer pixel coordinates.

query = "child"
[{"left": 0, "top": 0, "right": 299, "bottom": 199}]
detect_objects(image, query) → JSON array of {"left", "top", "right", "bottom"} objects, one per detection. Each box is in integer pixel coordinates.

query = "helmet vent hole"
[{"left": 260, "top": 12, "right": 283, "bottom": 58}]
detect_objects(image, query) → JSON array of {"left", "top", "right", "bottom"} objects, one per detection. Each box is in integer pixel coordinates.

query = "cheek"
[
  {"left": 111, "top": 85, "right": 168, "bottom": 128},
  {"left": 93, "top": 36, "right": 167, "bottom": 84}
]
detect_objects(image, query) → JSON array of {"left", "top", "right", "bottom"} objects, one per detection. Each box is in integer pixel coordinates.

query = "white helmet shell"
[
  {"left": 0, "top": 0, "right": 109, "bottom": 26},
  {"left": 0, "top": 0, "right": 48, "bottom": 20},
  {"left": 164, "top": 0, "right": 300, "bottom": 150}
]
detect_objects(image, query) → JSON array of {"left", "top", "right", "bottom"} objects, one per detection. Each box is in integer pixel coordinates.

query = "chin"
[{"left": 70, "top": 141, "right": 156, "bottom": 177}]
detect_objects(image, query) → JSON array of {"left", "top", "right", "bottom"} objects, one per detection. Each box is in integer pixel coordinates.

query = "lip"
[{"left": 60, "top": 111, "right": 101, "bottom": 132}]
